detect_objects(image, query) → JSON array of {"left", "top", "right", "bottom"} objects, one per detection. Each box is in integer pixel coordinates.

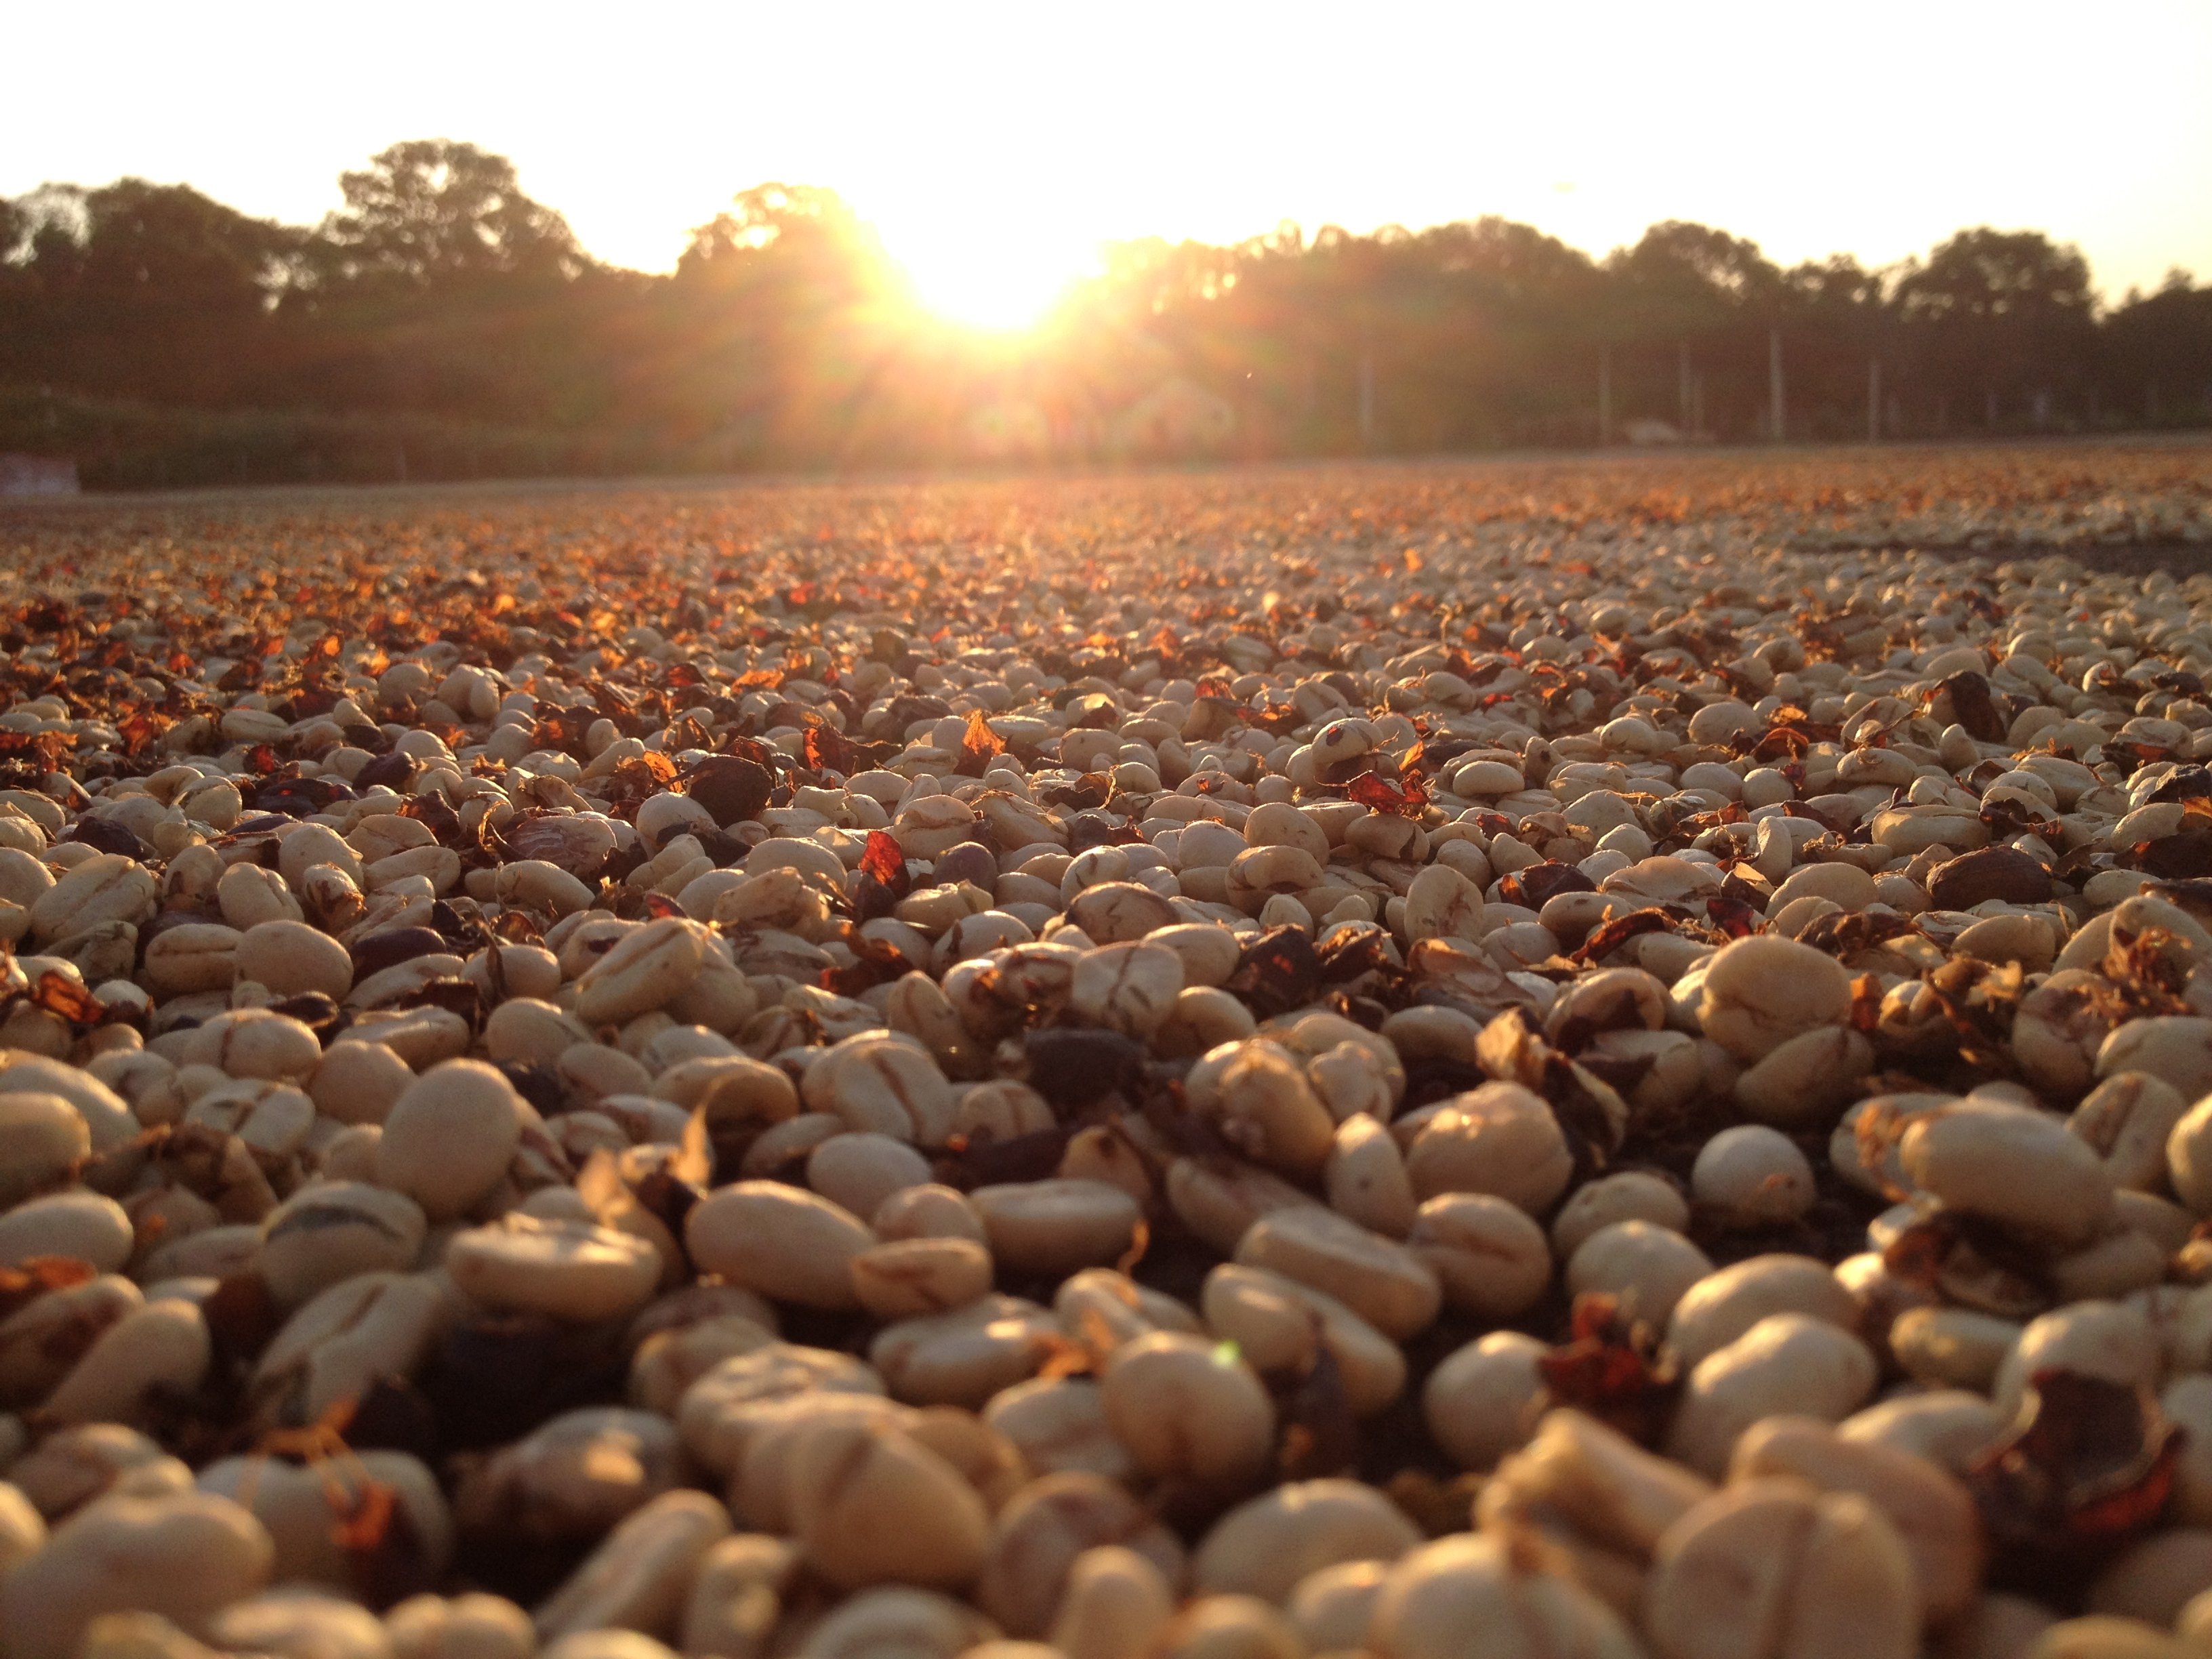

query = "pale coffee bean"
[
  {"left": 983, "top": 1377, "right": 1135, "bottom": 1484},
  {"left": 851, "top": 1237, "right": 996, "bottom": 1319},
  {"left": 1324, "top": 1113, "right": 1417, "bottom": 1237},
  {"left": 2069, "top": 1072, "right": 2190, "bottom": 1192},
  {"left": 1101, "top": 1332, "right": 1275, "bottom": 1487},
  {"left": 1838, "top": 1391, "right": 2008, "bottom": 1477},
  {"left": 0, "top": 1492, "right": 272, "bottom": 1659},
  {"left": 674, "top": 1534, "right": 799, "bottom": 1659},
  {"left": 42, "top": 1301, "right": 210, "bottom": 1428},
  {"left": 1479, "top": 1406, "right": 1715, "bottom": 1579},
  {"left": 1732, "top": 1027, "right": 1876, "bottom": 1129},
  {"left": 2022, "top": 1617, "right": 2203, "bottom": 1658},
  {"left": 447, "top": 1212, "right": 663, "bottom": 1323},
  {"left": 1889, "top": 1306, "right": 2022, "bottom": 1392},
  {"left": 871, "top": 1295, "right": 1061, "bottom": 1408},
  {"left": 1902, "top": 1100, "right": 2116, "bottom": 1246},
  {"left": 0, "top": 1188, "right": 131, "bottom": 1271},
  {"left": 0, "top": 1090, "right": 91, "bottom": 1206},
  {"left": 1566, "top": 1221, "right": 1715, "bottom": 1329},
  {"left": 4, "top": 1425, "right": 184, "bottom": 1523},
  {"left": 138, "top": 924, "right": 241, "bottom": 998},
  {"left": 1198, "top": 1264, "right": 1404, "bottom": 1416},
  {"left": 307, "top": 1040, "right": 415, "bottom": 1127},
  {"left": 675, "top": 1343, "right": 888, "bottom": 1478},
  {"left": 233, "top": 920, "right": 354, "bottom": 1002},
  {"left": 574, "top": 918, "right": 710, "bottom": 1025},
  {"left": 1401, "top": 1082, "right": 1572, "bottom": 1214},
  {"left": 250, "top": 1271, "right": 459, "bottom": 1429},
  {"left": 1048, "top": 1544, "right": 1174, "bottom": 1659},
  {"left": 1990, "top": 1300, "right": 2161, "bottom": 1418},
  {"left": 1697, "top": 934, "right": 1853, "bottom": 1063},
  {"left": 1643, "top": 1480, "right": 1917, "bottom": 1659},
  {"left": 1551, "top": 1170, "right": 1690, "bottom": 1258},
  {"left": 787, "top": 1419, "right": 991, "bottom": 1590},
  {"left": 976, "top": 1471, "right": 1187, "bottom": 1637},
  {"left": 1692, "top": 1126, "right": 1817, "bottom": 1226},
  {"left": 1370, "top": 1533, "right": 1641, "bottom": 1659},
  {"left": 197, "top": 1450, "right": 451, "bottom": 1587},
  {"left": 802, "top": 1032, "right": 960, "bottom": 1145},
  {"left": 0, "top": 1056, "right": 136, "bottom": 1150},
  {"left": 970, "top": 1180, "right": 1141, "bottom": 1277},
  {"left": 455, "top": 1405, "right": 680, "bottom": 1542},
  {"left": 796, "top": 1586, "right": 995, "bottom": 1659},
  {"left": 1728, "top": 1414, "right": 1983, "bottom": 1622},
  {"left": 1069, "top": 942, "right": 1184, "bottom": 1038},
  {"left": 533, "top": 1489, "right": 732, "bottom": 1642},
  {"left": 807, "top": 1132, "right": 933, "bottom": 1221},
  {"left": 1422, "top": 1332, "right": 1548, "bottom": 1471},
  {"left": 2084, "top": 1528, "right": 2212, "bottom": 1629},
  {"left": 205, "top": 1590, "right": 391, "bottom": 1659},
  {"left": 1191, "top": 1478, "right": 1421, "bottom": 1603},
  {"left": 541, "top": 1633, "right": 678, "bottom": 1659},
  {"left": 1149, "top": 1593, "right": 1305, "bottom": 1659},
  {"left": 1404, "top": 1193, "right": 1551, "bottom": 1320},
  {"left": 1666, "top": 1315, "right": 1879, "bottom": 1478},
  {"left": 628, "top": 1314, "right": 779, "bottom": 1416},
  {"left": 685, "top": 1182, "right": 876, "bottom": 1309},
  {"left": 1286, "top": 1560, "right": 1388, "bottom": 1654},
  {"left": 1235, "top": 1206, "right": 1441, "bottom": 1340},
  {"left": 874, "top": 1183, "right": 989, "bottom": 1245},
  {"left": 374, "top": 1060, "right": 529, "bottom": 1221},
  {"left": 258, "top": 1181, "right": 427, "bottom": 1306},
  {"left": 1196, "top": 1038, "right": 1336, "bottom": 1176},
  {"left": 1665, "top": 1254, "right": 1861, "bottom": 1370}
]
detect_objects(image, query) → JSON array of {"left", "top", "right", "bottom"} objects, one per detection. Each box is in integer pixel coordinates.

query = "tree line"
[{"left": 3, "top": 139, "right": 2209, "bottom": 487}]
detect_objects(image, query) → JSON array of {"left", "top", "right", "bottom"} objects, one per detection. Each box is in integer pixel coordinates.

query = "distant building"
[
  {"left": 0, "top": 455, "right": 80, "bottom": 496},
  {"left": 1622, "top": 419, "right": 1683, "bottom": 446}
]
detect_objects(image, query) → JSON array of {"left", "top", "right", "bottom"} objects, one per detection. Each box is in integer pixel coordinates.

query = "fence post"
[
  {"left": 1768, "top": 328, "right": 1785, "bottom": 442},
  {"left": 1598, "top": 345, "right": 1612, "bottom": 446}
]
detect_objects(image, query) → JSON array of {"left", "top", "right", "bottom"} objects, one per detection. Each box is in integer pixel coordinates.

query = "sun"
[{"left": 892, "top": 228, "right": 1086, "bottom": 332}]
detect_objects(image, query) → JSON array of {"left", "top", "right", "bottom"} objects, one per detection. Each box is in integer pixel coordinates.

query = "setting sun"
[{"left": 892, "top": 226, "right": 1091, "bottom": 331}]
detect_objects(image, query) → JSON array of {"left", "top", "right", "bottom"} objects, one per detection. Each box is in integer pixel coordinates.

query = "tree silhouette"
[
  {"left": 314, "top": 140, "right": 583, "bottom": 293},
  {"left": 1, "top": 140, "right": 2207, "bottom": 487}
]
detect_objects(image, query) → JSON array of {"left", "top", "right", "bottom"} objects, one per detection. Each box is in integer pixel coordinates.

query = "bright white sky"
[{"left": 6, "top": 1, "right": 2210, "bottom": 328}]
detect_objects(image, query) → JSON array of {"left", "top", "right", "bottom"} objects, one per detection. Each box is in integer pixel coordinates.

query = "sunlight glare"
[{"left": 893, "top": 225, "right": 1089, "bottom": 331}]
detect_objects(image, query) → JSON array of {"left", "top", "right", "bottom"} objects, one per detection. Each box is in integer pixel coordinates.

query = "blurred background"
[{"left": 3, "top": 1, "right": 2209, "bottom": 489}]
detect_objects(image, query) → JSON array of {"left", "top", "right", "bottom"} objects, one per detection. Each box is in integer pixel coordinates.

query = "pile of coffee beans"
[{"left": 0, "top": 453, "right": 2210, "bottom": 1659}]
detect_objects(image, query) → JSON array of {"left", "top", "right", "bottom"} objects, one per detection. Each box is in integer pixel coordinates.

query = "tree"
[
  {"left": 1895, "top": 228, "right": 2096, "bottom": 426},
  {"left": 664, "top": 184, "right": 916, "bottom": 463},
  {"left": 314, "top": 140, "right": 583, "bottom": 293},
  {"left": 2102, "top": 271, "right": 2212, "bottom": 424},
  {"left": 0, "top": 180, "right": 295, "bottom": 403}
]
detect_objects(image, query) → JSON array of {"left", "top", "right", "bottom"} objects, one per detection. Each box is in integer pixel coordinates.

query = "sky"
[{"left": 6, "top": 1, "right": 2211, "bottom": 328}]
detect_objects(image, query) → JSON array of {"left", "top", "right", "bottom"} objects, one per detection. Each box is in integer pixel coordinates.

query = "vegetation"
[{"left": 4, "top": 141, "right": 2211, "bottom": 487}]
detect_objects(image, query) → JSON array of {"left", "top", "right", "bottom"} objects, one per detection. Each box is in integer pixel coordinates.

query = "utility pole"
[
  {"left": 1867, "top": 359, "right": 1882, "bottom": 443},
  {"left": 1768, "top": 328, "right": 1785, "bottom": 442},
  {"left": 1598, "top": 345, "right": 1613, "bottom": 445}
]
